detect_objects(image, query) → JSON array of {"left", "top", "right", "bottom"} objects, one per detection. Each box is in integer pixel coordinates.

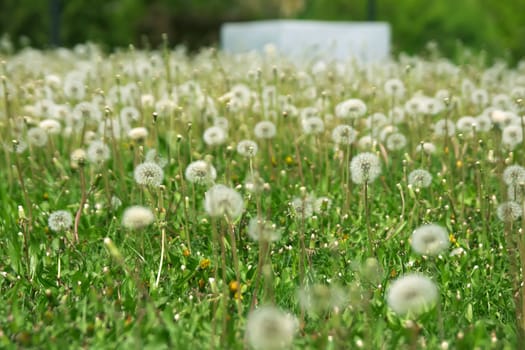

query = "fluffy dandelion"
[
  {"left": 503, "top": 165, "right": 525, "bottom": 186},
  {"left": 456, "top": 116, "right": 477, "bottom": 137},
  {"left": 386, "top": 132, "right": 407, "bottom": 151},
  {"left": 237, "top": 139, "right": 259, "bottom": 157},
  {"left": 128, "top": 127, "right": 148, "bottom": 142},
  {"left": 416, "top": 142, "right": 436, "bottom": 155},
  {"left": 496, "top": 201, "right": 522, "bottom": 222},
  {"left": 254, "top": 121, "right": 277, "bottom": 139},
  {"left": 122, "top": 205, "right": 155, "bottom": 230},
  {"left": 247, "top": 217, "right": 281, "bottom": 242},
  {"left": 298, "top": 284, "right": 346, "bottom": 315},
  {"left": 331, "top": 124, "right": 357, "bottom": 145},
  {"left": 48, "top": 210, "right": 73, "bottom": 232},
  {"left": 408, "top": 169, "right": 433, "bottom": 188},
  {"left": 387, "top": 274, "right": 438, "bottom": 316},
  {"left": 203, "top": 126, "right": 227, "bottom": 146},
  {"left": 185, "top": 160, "right": 217, "bottom": 185},
  {"left": 502, "top": 125, "right": 523, "bottom": 150},
  {"left": 350, "top": 152, "right": 382, "bottom": 184},
  {"left": 86, "top": 140, "right": 110, "bottom": 164},
  {"left": 384, "top": 78, "right": 405, "bottom": 98},
  {"left": 411, "top": 224, "right": 449, "bottom": 256},
  {"left": 335, "top": 98, "right": 367, "bottom": 119},
  {"left": 291, "top": 196, "right": 315, "bottom": 218},
  {"left": 204, "top": 184, "right": 244, "bottom": 219},
  {"left": 134, "top": 162, "right": 164, "bottom": 187},
  {"left": 70, "top": 148, "right": 86, "bottom": 168},
  {"left": 301, "top": 117, "right": 324, "bottom": 135},
  {"left": 433, "top": 119, "right": 455, "bottom": 137},
  {"left": 245, "top": 306, "right": 297, "bottom": 350},
  {"left": 314, "top": 196, "right": 332, "bottom": 214},
  {"left": 39, "top": 119, "right": 62, "bottom": 135},
  {"left": 27, "top": 127, "right": 48, "bottom": 147}
]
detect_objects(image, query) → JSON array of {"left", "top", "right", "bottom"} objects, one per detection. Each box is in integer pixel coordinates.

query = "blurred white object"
[{"left": 221, "top": 20, "right": 391, "bottom": 62}]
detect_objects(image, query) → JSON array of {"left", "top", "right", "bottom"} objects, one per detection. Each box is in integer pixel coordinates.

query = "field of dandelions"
[{"left": 1, "top": 43, "right": 525, "bottom": 349}]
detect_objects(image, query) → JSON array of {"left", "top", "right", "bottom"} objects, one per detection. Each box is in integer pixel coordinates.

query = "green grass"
[{"left": 0, "top": 44, "right": 523, "bottom": 349}]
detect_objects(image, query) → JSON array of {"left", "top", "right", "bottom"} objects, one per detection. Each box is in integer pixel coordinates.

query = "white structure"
[{"left": 221, "top": 20, "right": 391, "bottom": 62}]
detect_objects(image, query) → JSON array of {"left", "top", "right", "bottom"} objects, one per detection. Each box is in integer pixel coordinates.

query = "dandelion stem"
[
  {"left": 73, "top": 164, "right": 87, "bottom": 244},
  {"left": 154, "top": 225, "right": 165, "bottom": 288},
  {"left": 364, "top": 181, "right": 374, "bottom": 256}
]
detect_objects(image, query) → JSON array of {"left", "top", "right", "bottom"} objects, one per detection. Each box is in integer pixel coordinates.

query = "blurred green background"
[{"left": 1, "top": 0, "right": 524, "bottom": 61}]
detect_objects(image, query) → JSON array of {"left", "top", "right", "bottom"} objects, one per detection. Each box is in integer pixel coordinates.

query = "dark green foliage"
[{"left": 1, "top": 0, "right": 524, "bottom": 61}]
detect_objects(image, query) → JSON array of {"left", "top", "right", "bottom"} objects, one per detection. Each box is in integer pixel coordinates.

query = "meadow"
[{"left": 0, "top": 42, "right": 524, "bottom": 349}]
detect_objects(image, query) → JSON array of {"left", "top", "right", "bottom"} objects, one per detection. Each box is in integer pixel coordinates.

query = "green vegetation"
[{"left": 0, "top": 44, "right": 525, "bottom": 348}]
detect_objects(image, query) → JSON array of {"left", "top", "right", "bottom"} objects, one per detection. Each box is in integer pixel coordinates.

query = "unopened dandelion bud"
[
  {"left": 18, "top": 205, "right": 26, "bottom": 221},
  {"left": 104, "top": 238, "right": 123, "bottom": 262},
  {"left": 407, "top": 184, "right": 416, "bottom": 199}
]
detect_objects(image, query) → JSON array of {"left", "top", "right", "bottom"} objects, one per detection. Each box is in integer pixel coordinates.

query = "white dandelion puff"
[
  {"left": 331, "top": 125, "right": 357, "bottom": 145},
  {"left": 203, "top": 126, "right": 227, "bottom": 146},
  {"left": 408, "top": 169, "right": 433, "bottom": 188},
  {"left": 247, "top": 217, "right": 281, "bottom": 242},
  {"left": 503, "top": 165, "right": 525, "bottom": 186},
  {"left": 48, "top": 210, "right": 73, "bottom": 232},
  {"left": 496, "top": 202, "right": 522, "bottom": 222},
  {"left": 86, "top": 140, "right": 110, "bottom": 164},
  {"left": 237, "top": 140, "right": 259, "bottom": 157},
  {"left": 301, "top": 117, "right": 324, "bottom": 135},
  {"left": 204, "top": 184, "right": 244, "bottom": 219},
  {"left": 122, "top": 205, "right": 155, "bottom": 230},
  {"left": 350, "top": 152, "right": 382, "bottom": 184},
  {"left": 134, "top": 162, "right": 164, "bottom": 187},
  {"left": 254, "top": 121, "right": 277, "bottom": 139},
  {"left": 387, "top": 274, "right": 438, "bottom": 316},
  {"left": 185, "top": 160, "right": 217, "bottom": 185},
  {"left": 246, "top": 306, "right": 298, "bottom": 350},
  {"left": 27, "top": 127, "right": 48, "bottom": 147},
  {"left": 411, "top": 224, "right": 449, "bottom": 256},
  {"left": 335, "top": 98, "right": 367, "bottom": 119}
]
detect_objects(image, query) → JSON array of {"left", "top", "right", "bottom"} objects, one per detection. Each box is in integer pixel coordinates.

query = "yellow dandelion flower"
[{"left": 199, "top": 258, "right": 211, "bottom": 270}]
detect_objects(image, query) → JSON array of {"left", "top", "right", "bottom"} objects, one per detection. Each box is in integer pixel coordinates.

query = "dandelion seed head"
[
  {"left": 128, "top": 127, "right": 148, "bottom": 142},
  {"left": 408, "top": 169, "right": 432, "bottom": 188},
  {"left": 335, "top": 98, "right": 367, "bottom": 119},
  {"left": 298, "top": 284, "right": 346, "bottom": 315},
  {"left": 416, "top": 142, "right": 436, "bottom": 155},
  {"left": 291, "top": 196, "right": 315, "bottom": 218},
  {"left": 27, "top": 127, "right": 48, "bottom": 147},
  {"left": 48, "top": 210, "right": 73, "bottom": 232},
  {"left": 204, "top": 184, "right": 244, "bottom": 219},
  {"left": 39, "top": 119, "right": 61, "bottom": 135},
  {"left": 331, "top": 124, "right": 357, "bottom": 145},
  {"left": 384, "top": 78, "right": 405, "bottom": 98},
  {"left": 387, "top": 274, "right": 438, "bottom": 316},
  {"left": 246, "top": 306, "right": 297, "bottom": 350},
  {"left": 203, "top": 126, "right": 227, "bottom": 146},
  {"left": 237, "top": 140, "right": 258, "bottom": 157},
  {"left": 254, "top": 120, "right": 277, "bottom": 139},
  {"left": 86, "top": 140, "right": 110, "bottom": 164},
  {"left": 247, "top": 217, "right": 281, "bottom": 242},
  {"left": 496, "top": 201, "right": 522, "bottom": 222},
  {"left": 301, "top": 116, "right": 324, "bottom": 135},
  {"left": 433, "top": 119, "right": 455, "bottom": 137},
  {"left": 134, "top": 162, "right": 164, "bottom": 187},
  {"left": 411, "top": 224, "right": 449, "bottom": 256},
  {"left": 350, "top": 152, "right": 382, "bottom": 184},
  {"left": 386, "top": 132, "right": 407, "bottom": 151},
  {"left": 502, "top": 125, "right": 523, "bottom": 150},
  {"left": 185, "top": 160, "right": 217, "bottom": 185},
  {"left": 122, "top": 205, "right": 155, "bottom": 230},
  {"left": 503, "top": 165, "right": 525, "bottom": 186}
]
